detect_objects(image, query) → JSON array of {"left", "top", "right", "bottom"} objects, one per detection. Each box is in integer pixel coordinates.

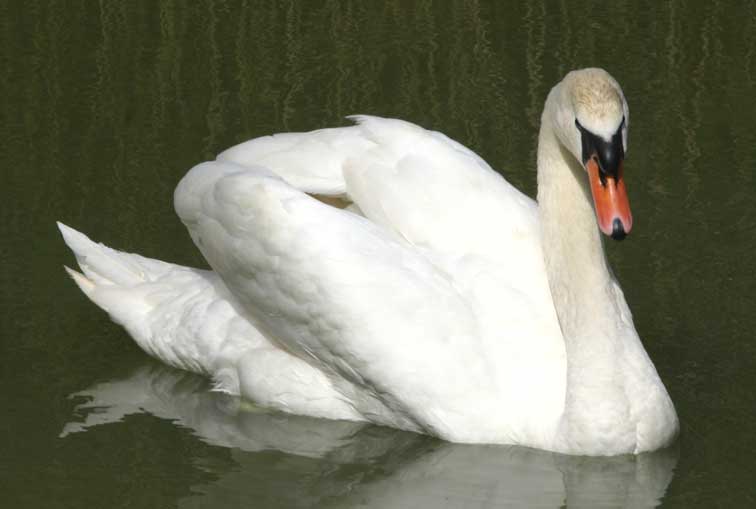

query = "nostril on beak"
[{"left": 611, "top": 218, "right": 626, "bottom": 241}]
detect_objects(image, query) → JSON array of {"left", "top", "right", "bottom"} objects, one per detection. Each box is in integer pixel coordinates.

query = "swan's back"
[
  {"left": 219, "top": 116, "right": 540, "bottom": 262},
  {"left": 174, "top": 116, "right": 566, "bottom": 445}
]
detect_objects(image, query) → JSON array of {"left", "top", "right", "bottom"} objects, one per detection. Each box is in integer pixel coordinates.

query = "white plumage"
[{"left": 60, "top": 69, "right": 678, "bottom": 455}]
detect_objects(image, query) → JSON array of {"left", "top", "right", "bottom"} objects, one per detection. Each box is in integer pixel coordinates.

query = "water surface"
[{"left": 2, "top": 1, "right": 756, "bottom": 507}]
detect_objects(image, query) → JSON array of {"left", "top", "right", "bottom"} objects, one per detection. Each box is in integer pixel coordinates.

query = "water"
[{"left": 2, "top": 1, "right": 755, "bottom": 507}]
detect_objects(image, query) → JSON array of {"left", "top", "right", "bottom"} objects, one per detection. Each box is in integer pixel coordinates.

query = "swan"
[{"left": 59, "top": 68, "right": 678, "bottom": 456}]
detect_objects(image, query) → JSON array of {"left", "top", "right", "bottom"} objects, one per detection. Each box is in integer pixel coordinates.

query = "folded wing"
[{"left": 174, "top": 117, "right": 564, "bottom": 442}]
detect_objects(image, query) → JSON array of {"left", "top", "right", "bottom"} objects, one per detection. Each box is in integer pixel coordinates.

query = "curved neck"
[
  {"left": 536, "top": 99, "right": 652, "bottom": 454},
  {"left": 536, "top": 114, "right": 623, "bottom": 342}
]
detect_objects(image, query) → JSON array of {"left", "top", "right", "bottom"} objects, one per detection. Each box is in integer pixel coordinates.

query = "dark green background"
[{"left": 2, "top": 1, "right": 755, "bottom": 507}]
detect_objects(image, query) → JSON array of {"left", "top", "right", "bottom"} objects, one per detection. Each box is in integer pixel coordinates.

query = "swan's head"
[{"left": 551, "top": 68, "right": 632, "bottom": 240}]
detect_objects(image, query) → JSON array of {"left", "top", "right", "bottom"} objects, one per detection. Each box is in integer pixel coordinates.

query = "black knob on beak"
[{"left": 611, "top": 218, "right": 626, "bottom": 241}]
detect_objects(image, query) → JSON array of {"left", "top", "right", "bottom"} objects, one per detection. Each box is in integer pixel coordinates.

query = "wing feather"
[
  {"left": 173, "top": 117, "right": 566, "bottom": 442},
  {"left": 175, "top": 161, "right": 506, "bottom": 438}
]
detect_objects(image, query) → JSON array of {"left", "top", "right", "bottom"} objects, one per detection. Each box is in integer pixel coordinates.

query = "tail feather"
[
  {"left": 58, "top": 222, "right": 159, "bottom": 286},
  {"left": 58, "top": 222, "right": 368, "bottom": 420},
  {"left": 63, "top": 265, "right": 95, "bottom": 294},
  {"left": 58, "top": 222, "right": 270, "bottom": 384}
]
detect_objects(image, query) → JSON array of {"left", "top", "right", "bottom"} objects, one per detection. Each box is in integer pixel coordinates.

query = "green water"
[{"left": 2, "top": 1, "right": 756, "bottom": 507}]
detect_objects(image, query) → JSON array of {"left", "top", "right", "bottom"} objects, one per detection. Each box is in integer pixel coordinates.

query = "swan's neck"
[
  {"left": 536, "top": 118, "right": 624, "bottom": 350},
  {"left": 536, "top": 111, "right": 675, "bottom": 454}
]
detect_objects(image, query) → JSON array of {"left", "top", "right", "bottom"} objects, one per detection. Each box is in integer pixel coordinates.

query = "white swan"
[{"left": 59, "top": 68, "right": 678, "bottom": 455}]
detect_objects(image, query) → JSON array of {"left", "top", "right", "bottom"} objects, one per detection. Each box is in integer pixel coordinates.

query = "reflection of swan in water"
[{"left": 63, "top": 365, "right": 678, "bottom": 508}]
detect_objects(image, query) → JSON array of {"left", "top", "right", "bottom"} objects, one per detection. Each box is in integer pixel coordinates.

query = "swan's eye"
[{"left": 575, "top": 118, "right": 584, "bottom": 132}]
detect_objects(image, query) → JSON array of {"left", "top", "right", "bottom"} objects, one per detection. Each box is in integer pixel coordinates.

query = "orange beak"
[{"left": 586, "top": 157, "right": 632, "bottom": 240}]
